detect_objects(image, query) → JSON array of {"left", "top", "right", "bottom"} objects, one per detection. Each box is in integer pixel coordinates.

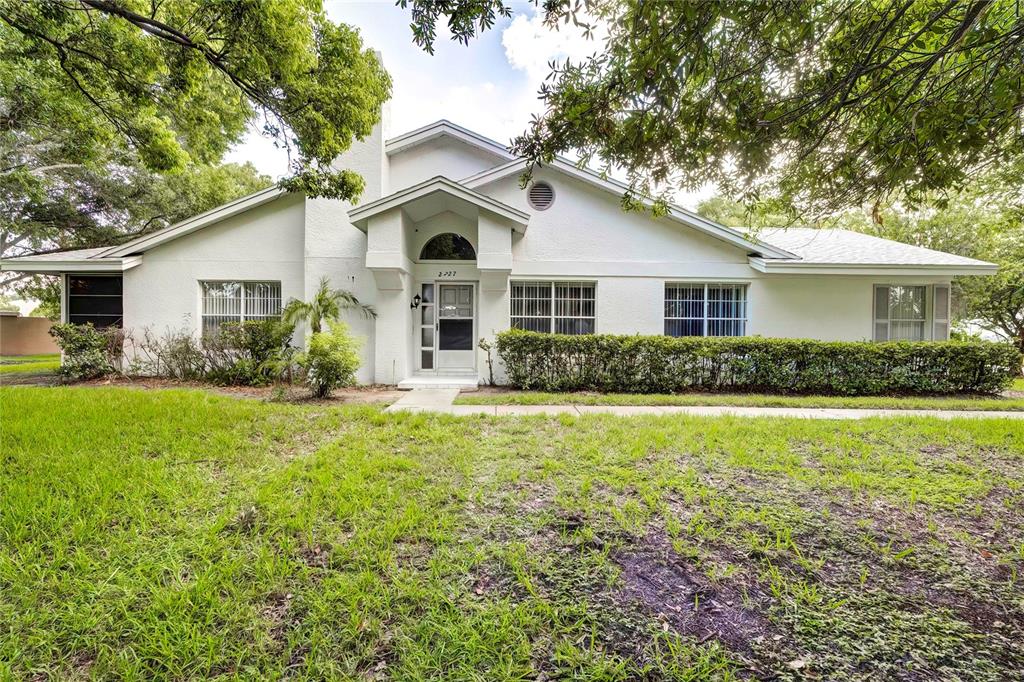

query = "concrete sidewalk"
[{"left": 385, "top": 390, "right": 1024, "bottom": 420}]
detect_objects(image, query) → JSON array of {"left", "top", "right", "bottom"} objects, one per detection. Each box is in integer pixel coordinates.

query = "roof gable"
[
  {"left": 461, "top": 159, "right": 799, "bottom": 260},
  {"left": 348, "top": 176, "right": 529, "bottom": 232},
  {"left": 385, "top": 120, "right": 513, "bottom": 161}
]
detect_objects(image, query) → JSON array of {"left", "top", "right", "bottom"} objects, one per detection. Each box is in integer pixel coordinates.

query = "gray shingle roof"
[
  {"left": 749, "top": 228, "right": 993, "bottom": 267},
  {"left": 8, "top": 247, "right": 110, "bottom": 261}
]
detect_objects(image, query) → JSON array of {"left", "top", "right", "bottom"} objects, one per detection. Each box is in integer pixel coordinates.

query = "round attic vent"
[{"left": 527, "top": 181, "right": 555, "bottom": 210}]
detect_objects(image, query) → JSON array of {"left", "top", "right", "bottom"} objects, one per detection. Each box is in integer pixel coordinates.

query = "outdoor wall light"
[{"left": 410, "top": 294, "right": 421, "bottom": 309}]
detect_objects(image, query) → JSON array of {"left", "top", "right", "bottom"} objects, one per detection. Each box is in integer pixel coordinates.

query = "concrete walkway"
[{"left": 385, "top": 390, "right": 1024, "bottom": 420}]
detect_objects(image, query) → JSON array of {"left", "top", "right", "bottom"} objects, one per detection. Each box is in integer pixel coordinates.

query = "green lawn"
[
  {"left": 457, "top": 389, "right": 1024, "bottom": 411},
  {"left": 0, "top": 354, "right": 60, "bottom": 375},
  {"left": 2, "top": 387, "right": 1023, "bottom": 679},
  {"left": 1013, "top": 377, "right": 1024, "bottom": 392}
]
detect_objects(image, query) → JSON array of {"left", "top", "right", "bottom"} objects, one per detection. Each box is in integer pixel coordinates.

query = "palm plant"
[{"left": 282, "top": 276, "right": 376, "bottom": 334}]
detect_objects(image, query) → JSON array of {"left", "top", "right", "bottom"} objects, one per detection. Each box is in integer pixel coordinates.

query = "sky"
[
  {"left": 225, "top": 1, "right": 712, "bottom": 206},
  {"left": 227, "top": 1, "right": 600, "bottom": 178}
]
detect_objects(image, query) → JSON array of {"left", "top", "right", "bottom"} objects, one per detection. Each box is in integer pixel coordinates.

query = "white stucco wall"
[
  {"left": 388, "top": 137, "right": 507, "bottom": 192},
  {"left": 750, "top": 276, "right": 951, "bottom": 340},
  {"left": 302, "top": 110, "right": 391, "bottom": 382},
  {"left": 303, "top": 196, "right": 378, "bottom": 383},
  {"left": 479, "top": 171, "right": 750, "bottom": 278},
  {"left": 123, "top": 193, "right": 306, "bottom": 343}
]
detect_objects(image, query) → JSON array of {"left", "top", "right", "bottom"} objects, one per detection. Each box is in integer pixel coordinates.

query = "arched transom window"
[{"left": 419, "top": 233, "right": 476, "bottom": 260}]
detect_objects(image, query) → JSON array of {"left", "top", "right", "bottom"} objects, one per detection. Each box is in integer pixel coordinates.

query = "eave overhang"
[
  {"left": 748, "top": 257, "right": 998, "bottom": 277},
  {"left": 0, "top": 255, "right": 142, "bottom": 274}
]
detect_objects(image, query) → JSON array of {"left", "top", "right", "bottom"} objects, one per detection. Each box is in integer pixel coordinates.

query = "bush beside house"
[
  {"left": 299, "top": 322, "right": 361, "bottom": 398},
  {"left": 51, "top": 316, "right": 364, "bottom": 399},
  {"left": 49, "top": 323, "right": 124, "bottom": 381},
  {"left": 130, "top": 320, "right": 297, "bottom": 386},
  {"left": 496, "top": 330, "right": 1021, "bottom": 395}
]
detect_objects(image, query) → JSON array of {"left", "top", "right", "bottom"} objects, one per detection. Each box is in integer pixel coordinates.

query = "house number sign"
[{"left": 437, "top": 270, "right": 458, "bottom": 277}]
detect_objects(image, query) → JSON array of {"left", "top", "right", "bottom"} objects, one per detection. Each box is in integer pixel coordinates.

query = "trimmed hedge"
[{"left": 496, "top": 330, "right": 1021, "bottom": 395}]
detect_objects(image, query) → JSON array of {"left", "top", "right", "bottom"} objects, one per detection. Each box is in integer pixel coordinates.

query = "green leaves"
[
  {"left": 1, "top": 0, "right": 391, "bottom": 197},
  {"left": 461, "top": 0, "right": 1024, "bottom": 217},
  {"left": 282, "top": 276, "right": 376, "bottom": 335},
  {"left": 496, "top": 330, "right": 1021, "bottom": 394}
]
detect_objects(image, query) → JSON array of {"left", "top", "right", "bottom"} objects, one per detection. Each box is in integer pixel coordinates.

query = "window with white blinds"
[
  {"left": 873, "top": 285, "right": 927, "bottom": 341},
  {"left": 510, "top": 281, "right": 595, "bottom": 334},
  {"left": 665, "top": 283, "right": 747, "bottom": 337},
  {"left": 200, "top": 281, "right": 282, "bottom": 336}
]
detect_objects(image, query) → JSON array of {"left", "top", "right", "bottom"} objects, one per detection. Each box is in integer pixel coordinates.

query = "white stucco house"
[{"left": 0, "top": 116, "right": 997, "bottom": 388}]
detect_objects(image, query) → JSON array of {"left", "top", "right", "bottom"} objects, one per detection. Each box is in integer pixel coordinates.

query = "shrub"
[
  {"left": 49, "top": 323, "right": 124, "bottom": 381},
  {"left": 130, "top": 320, "right": 296, "bottom": 385},
  {"left": 204, "top": 319, "right": 296, "bottom": 386},
  {"left": 131, "top": 328, "right": 206, "bottom": 380},
  {"left": 496, "top": 330, "right": 1021, "bottom": 395},
  {"left": 299, "top": 322, "right": 361, "bottom": 398}
]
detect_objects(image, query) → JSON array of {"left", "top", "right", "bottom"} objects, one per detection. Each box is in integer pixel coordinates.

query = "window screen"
[
  {"left": 67, "top": 275, "right": 123, "bottom": 328},
  {"left": 511, "top": 281, "right": 595, "bottom": 334},
  {"left": 200, "top": 281, "right": 281, "bottom": 336},
  {"left": 665, "top": 283, "right": 747, "bottom": 337}
]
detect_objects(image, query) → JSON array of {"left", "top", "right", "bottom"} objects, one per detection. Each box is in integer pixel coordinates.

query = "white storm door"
[{"left": 436, "top": 283, "right": 475, "bottom": 369}]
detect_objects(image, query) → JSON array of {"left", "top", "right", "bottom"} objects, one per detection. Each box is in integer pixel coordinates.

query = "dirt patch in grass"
[
  {"left": 297, "top": 541, "right": 332, "bottom": 570},
  {"left": 614, "top": 530, "right": 774, "bottom": 653}
]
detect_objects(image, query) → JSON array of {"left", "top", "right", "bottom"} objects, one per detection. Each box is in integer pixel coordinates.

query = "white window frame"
[
  {"left": 873, "top": 284, "right": 936, "bottom": 341},
  {"left": 200, "top": 280, "right": 282, "bottom": 336},
  {"left": 664, "top": 283, "right": 748, "bottom": 337},
  {"left": 510, "top": 280, "right": 596, "bottom": 335}
]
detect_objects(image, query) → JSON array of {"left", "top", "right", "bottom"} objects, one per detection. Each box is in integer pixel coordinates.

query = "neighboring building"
[{"left": 0, "top": 117, "right": 996, "bottom": 388}]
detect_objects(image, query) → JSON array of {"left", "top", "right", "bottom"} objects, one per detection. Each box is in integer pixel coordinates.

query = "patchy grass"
[
  {"left": 457, "top": 389, "right": 1024, "bottom": 411},
  {"left": 2, "top": 386, "right": 1023, "bottom": 680},
  {"left": 0, "top": 354, "right": 60, "bottom": 375}
]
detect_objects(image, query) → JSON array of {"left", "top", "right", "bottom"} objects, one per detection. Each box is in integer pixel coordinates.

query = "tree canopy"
[
  {"left": 2, "top": 0, "right": 392, "bottom": 308},
  {"left": 410, "top": 0, "right": 1024, "bottom": 216},
  {"left": 1, "top": 0, "right": 391, "bottom": 200}
]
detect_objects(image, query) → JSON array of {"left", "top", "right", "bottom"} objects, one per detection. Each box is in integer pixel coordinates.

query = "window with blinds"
[
  {"left": 874, "top": 284, "right": 946, "bottom": 341},
  {"left": 510, "top": 281, "right": 595, "bottom": 334},
  {"left": 665, "top": 283, "right": 747, "bottom": 337},
  {"left": 873, "top": 285, "right": 925, "bottom": 341},
  {"left": 200, "top": 281, "right": 281, "bottom": 336}
]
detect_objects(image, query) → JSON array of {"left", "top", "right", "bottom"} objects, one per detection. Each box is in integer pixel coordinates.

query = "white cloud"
[{"left": 501, "top": 11, "right": 606, "bottom": 81}]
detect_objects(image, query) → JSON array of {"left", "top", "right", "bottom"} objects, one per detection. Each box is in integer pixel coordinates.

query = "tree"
[
  {"left": 0, "top": 293, "right": 18, "bottom": 313},
  {"left": 695, "top": 196, "right": 796, "bottom": 230},
  {"left": 283, "top": 276, "right": 376, "bottom": 335},
  {"left": 1, "top": 0, "right": 391, "bottom": 201},
  {"left": 1, "top": 142, "right": 272, "bottom": 313},
  {"left": 959, "top": 232, "right": 1023, "bottom": 352},
  {"left": 409, "top": 1, "right": 1024, "bottom": 217},
  {"left": 2, "top": 0, "right": 390, "bottom": 308}
]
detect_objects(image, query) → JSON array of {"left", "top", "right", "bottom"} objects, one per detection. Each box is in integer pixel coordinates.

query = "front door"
[{"left": 436, "top": 283, "right": 475, "bottom": 370}]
